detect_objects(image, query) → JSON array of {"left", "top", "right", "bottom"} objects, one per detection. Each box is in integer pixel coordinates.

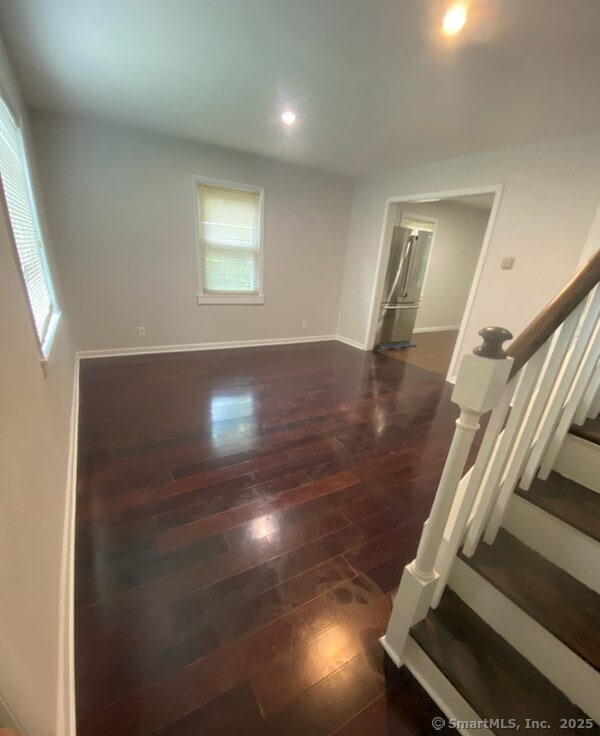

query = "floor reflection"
[{"left": 209, "top": 389, "right": 256, "bottom": 444}]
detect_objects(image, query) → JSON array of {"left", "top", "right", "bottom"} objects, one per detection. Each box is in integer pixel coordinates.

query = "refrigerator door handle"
[
  {"left": 381, "top": 304, "right": 419, "bottom": 309},
  {"left": 398, "top": 236, "right": 414, "bottom": 298},
  {"left": 402, "top": 235, "right": 424, "bottom": 301}
]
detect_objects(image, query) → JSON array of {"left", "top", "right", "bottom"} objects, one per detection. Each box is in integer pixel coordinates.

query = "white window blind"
[
  {"left": 197, "top": 183, "right": 261, "bottom": 294},
  {"left": 0, "top": 97, "right": 57, "bottom": 352}
]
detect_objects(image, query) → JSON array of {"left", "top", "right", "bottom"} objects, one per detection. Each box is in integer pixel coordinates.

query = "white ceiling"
[{"left": 1, "top": 0, "right": 600, "bottom": 177}]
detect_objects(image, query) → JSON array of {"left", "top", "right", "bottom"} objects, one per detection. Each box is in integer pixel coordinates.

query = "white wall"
[
  {"left": 394, "top": 200, "right": 490, "bottom": 331},
  {"left": 0, "top": 37, "right": 76, "bottom": 736},
  {"left": 337, "top": 131, "right": 600, "bottom": 371},
  {"left": 29, "top": 111, "right": 354, "bottom": 352}
]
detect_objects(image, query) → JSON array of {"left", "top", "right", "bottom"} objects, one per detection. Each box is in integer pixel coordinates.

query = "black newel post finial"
[{"left": 473, "top": 326, "right": 513, "bottom": 359}]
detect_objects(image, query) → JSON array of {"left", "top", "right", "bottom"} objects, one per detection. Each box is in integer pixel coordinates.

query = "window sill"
[
  {"left": 40, "top": 311, "right": 62, "bottom": 376},
  {"left": 196, "top": 294, "right": 265, "bottom": 305}
]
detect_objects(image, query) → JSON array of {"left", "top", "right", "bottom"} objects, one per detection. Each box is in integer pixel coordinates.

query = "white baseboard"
[
  {"left": 77, "top": 335, "right": 370, "bottom": 360},
  {"left": 413, "top": 325, "right": 460, "bottom": 334},
  {"left": 77, "top": 334, "right": 344, "bottom": 359},
  {"left": 56, "top": 355, "right": 80, "bottom": 736},
  {"left": 449, "top": 558, "right": 600, "bottom": 721},
  {"left": 503, "top": 493, "right": 600, "bottom": 593},
  {"left": 335, "top": 334, "right": 368, "bottom": 351}
]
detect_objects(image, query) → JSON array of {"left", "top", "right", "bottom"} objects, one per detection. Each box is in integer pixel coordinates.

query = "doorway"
[{"left": 369, "top": 188, "right": 501, "bottom": 380}]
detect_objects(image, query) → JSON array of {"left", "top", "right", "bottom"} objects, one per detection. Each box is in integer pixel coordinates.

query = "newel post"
[{"left": 380, "top": 327, "right": 513, "bottom": 667}]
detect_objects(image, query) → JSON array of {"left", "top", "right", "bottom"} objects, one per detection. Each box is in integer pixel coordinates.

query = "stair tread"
[
  {"left": 516, "top": 471, "right": 600, "bottom": 543},
  {"left": 460, "top": 529, "right": 600, "bottom": 671},
  {"left": 570, "top": 415, "right": 600, "bottom": 446},
  {"left": 411, "top": 589, "right": 593, "bottom": 734}
]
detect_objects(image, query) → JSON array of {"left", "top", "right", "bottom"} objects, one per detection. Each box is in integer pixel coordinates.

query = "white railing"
[{"left": 381, "top": 251, "right": 600, "bottom": 666}]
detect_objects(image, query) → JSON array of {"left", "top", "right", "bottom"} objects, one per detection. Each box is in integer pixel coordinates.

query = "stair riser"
[
  {"left": 553, "top": 434, "right": 600, "bottom": 493},
  {"left": 403, "top": 637, "right": 495, "bottom": 736},
  {"left": 503, "top": 494, "right": 600, "bottom": 593},
  {"left": 449, "top": 558, "right": 600, "bottom": 722}
]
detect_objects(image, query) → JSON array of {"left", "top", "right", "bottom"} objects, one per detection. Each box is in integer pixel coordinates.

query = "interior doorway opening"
[{"left": 370, "top": 190, "right": 499, "bottom": 380}]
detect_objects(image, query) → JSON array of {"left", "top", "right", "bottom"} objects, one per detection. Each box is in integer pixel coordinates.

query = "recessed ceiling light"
[
  {"left": 281, "top": 110, "right": 296, "bottom": 125},
  {"left": 442, "top": 4, "right": 467, "bottom": 35}
]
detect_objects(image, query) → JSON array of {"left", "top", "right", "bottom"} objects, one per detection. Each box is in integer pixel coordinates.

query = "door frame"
[{"left": 364, "top": 184, "right": 504, "bottom": 383}]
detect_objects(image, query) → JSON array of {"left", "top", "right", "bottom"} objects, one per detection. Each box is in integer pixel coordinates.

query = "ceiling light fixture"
[
  {"left": 281, "top": 110, "right": 296, "bottom": 125},
  {"left": 442, "top": 4, "right": 468, "bottom": 35}
]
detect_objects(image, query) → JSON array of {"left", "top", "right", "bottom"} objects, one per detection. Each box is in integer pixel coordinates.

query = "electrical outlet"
[
  {"left": 137, "top": 326, "right": 146, "bottom": 337},
  {"left": 302, "top": 320, "right": 308, "bottom": 330},
  {"left": 501, "top": 257, "right": 515, "bottom": 270}
]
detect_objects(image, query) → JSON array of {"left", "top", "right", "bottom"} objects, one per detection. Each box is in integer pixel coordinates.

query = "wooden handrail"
[{"left": 506, "top": 249, "right": 600, "bottom": 377}]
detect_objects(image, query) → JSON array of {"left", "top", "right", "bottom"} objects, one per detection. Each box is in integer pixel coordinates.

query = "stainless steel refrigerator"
[{"left": 374, "top": 225, "right": 433, "bottom": 347}]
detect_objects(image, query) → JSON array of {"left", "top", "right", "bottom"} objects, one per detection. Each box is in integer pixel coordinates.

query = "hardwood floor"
[
  {"left": 381, "top": 329, "right": 459, "bottom": 376},
  {"left": 75, "top": 341, "right": 467, "bottom": 735}
]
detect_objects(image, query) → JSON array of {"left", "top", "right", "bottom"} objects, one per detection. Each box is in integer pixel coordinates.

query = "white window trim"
[{"left": 193, "top": 176, "right": 265, "bottom": 305}]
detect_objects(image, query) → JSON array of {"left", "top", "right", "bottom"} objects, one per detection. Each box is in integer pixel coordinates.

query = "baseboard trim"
[
  {"left": 56, "top": 355, "right": 80, "bottom": 736},
  {"left": 335, "top": 335, "right": 368, "bottom": 351},
  {"left": 413, "top": 325, "right": 460, "bottom": 334},
  {"left": 77, "top": 335, "right": 369, "bottom": 360}
]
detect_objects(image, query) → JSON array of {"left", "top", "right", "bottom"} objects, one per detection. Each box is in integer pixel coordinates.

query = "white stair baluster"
[
  {"left": 483, "top": 307, "right": 584, "bottom": 543},
  {"left": 431, "top": 377, "right": 516, "bottom": 608},
  {"left": 574, "top": 361, "right": 600, "bottom": 425},
  {"left": 589, "top": 381, "right": 600, "bottom": 418},
  {"left": 520, "top": 287, "right": 600, "bottom": 490},
  {"left": 463, "top": 349, "right": 545, "bottom": 557},
  {"left": 539, "top": 328, "right": 600, "bottom": 478}
]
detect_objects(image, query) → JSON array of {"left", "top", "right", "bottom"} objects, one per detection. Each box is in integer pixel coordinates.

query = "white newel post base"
[{"left": 380, "top": 561, "right": 440, "bottom": 667}]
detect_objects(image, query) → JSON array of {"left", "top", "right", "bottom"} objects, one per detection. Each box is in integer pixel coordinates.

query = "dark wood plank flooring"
[
  {"left": 75, "top": 341, "right": 469, "bottom": 735},
  {"left": 380, "top": 329, "right": 459, "bottom": 377}
]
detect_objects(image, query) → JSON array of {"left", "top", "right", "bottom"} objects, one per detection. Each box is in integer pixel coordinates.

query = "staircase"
[{"left": 381, "top": 250, "right": 600, "bottom": 735}]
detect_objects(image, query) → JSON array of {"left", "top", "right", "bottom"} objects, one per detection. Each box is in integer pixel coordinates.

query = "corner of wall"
[
  {"left": 55, "top": 354, "right": 80, "bottom": 736},
  {"left": 335, "top": 334, "right": 368, "bottom": 351}
]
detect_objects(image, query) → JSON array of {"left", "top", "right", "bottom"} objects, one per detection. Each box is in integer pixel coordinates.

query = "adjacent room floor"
[
  {"left": 74, "top": 341, "right": 465, "bottom": 735},
  {"left": 380, "top": 329, "right": 459, "bottom": 377}
]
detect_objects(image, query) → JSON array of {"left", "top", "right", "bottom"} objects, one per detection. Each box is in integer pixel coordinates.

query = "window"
[
  {"left": 0, "top": 96, "right": 59, "bottom": 358},
  {"left": 196, "top": 180, "right": 264, "bottom": 304}
]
